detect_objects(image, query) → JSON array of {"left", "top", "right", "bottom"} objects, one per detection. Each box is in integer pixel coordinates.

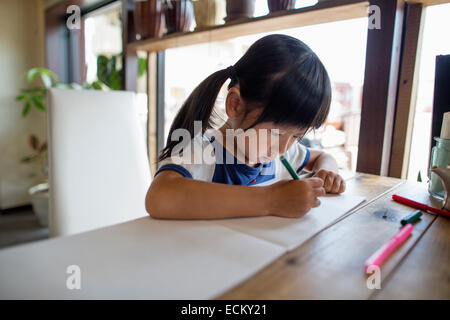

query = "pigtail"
[{"left": 158, "top": 68, "right": 232, "bottom": 161}]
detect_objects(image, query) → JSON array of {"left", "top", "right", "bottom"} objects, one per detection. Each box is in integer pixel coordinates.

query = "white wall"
[{"left": 0, "top": 0, "right": 47, "bottom": 209}]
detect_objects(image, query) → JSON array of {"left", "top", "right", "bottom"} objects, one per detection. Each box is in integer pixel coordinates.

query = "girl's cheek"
[{"left": 258, "top": 132, "right": 276, "bottom": 162}]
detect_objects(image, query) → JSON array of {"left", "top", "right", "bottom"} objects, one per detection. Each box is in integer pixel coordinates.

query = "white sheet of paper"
[
  {"left": 0, "top": 218, "right": 285, "bottom": 299},
  {"left": 215, "top": 194, "right": 366, "bottom": 250},
  {"left": 0, "top": 194, "right": 365, "bottom": 299}
]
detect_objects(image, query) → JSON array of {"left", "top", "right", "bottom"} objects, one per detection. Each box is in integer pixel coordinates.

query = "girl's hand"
[
  {"left": 267, "top": 177, "right": 326, "bottom": 218},
  {"left": 312, "top": 169, "right": 346, "bottom": 194}
]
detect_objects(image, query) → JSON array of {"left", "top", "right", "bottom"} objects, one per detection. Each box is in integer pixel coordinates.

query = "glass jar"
[{"left": 428, "top": 137, "right": 450, "bottom": 200}]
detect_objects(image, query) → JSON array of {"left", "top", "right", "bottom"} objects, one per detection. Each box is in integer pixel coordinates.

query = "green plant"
[
  {"left": 97, "top": 55, "right": 123, "bottom": 90},
  {"left": 15, "top": 67, "right": 101, "bottom": 182},
  {"left": 96, "top": 55, "right": 147, "bottom": 91},
  {"left": 21, "top": 134, "right": 48, "bottom": 181},
  {"left": 16, "top": 56, "right": 148, "bottom": 116},
  {"left": 15, "top": 67, "right": 102, "bottom": 117},
  {"left": 16, "top": 59, "right": 147, "bottom": 182},
  {"left": 138, "top": 56, "right": 147, "bottom": 78}
]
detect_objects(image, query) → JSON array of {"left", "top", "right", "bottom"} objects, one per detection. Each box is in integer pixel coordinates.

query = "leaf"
[
  {"left": 29, "top": 135, "right": 41, "bottom": 151},
  {"left": 27, "top": 68, "right": 58, "bottom": 86},
  {"left": 31, "top": 96, "right": 46, "bottom": 111},
  {"left": 97, "top": 55, "right": 110, "bottom": 87},
  {"left": 21, "top": 156, "right": 33, "bottom": 163},
  {"left": 138, "top": 57, "right": 147, "bottom": 78},
  {"left": 53, "top": 82, "right": 70, "bottom": 89},
  {"left": 16, "top": 94, "right": 26, "bottom": 101},
  {"left": 68, "top": 82, "right": 83, "bottom": 90},
  {"left": 90, "top": 80, "right": 103, "bottom": 90},
  {"left": 40, "top": 142, "right": 48, "bottom": 153},
  {"left": 38, "top": 68, "right": 58, "bottom": 81},
  {"left": 109, "top": 69, "right": 122, "bottom": 90},
  {"left": 22, "top": 101, "right": 31, "bottom": 117},
  {"left": 40, "top": 73, "right": 52, "bottom": 88},
  {"left": 26, "top": 68, "right": 40, "bottom": 83}
]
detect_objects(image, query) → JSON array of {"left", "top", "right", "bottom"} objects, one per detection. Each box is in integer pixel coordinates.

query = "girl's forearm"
[
  {"left": 312, "top": 152, "right": 339, "bottom": 173},
  {"left": 146, "top": 172, "right": 272, "bottom": 219}
]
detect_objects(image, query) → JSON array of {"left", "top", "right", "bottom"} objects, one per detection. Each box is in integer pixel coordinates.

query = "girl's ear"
[{"left": 225, "top": 87, "right": 245, "bottom": 119}]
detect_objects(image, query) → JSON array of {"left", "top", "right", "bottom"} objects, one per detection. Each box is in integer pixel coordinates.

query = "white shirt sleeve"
[
  {"left": 154, "top": 135, "right": 216, "bottom": 181},
  {"left": 284, "top": 141, "right": 311, "bottom": 174}
]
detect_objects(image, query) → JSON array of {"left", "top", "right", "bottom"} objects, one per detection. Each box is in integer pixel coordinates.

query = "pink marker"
[{"left": 364, "top": 224, "right": 414, "bottom": 271}]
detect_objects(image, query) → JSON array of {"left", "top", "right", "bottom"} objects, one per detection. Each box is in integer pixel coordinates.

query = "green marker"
[
  {"left": 400, "top": 210, "right": 422, "bottom": 226},
  {"left": 280, "top": 155, "right": 299, "bottom": 180}
]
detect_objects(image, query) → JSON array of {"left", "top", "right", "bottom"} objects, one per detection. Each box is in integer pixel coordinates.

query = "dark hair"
[{"left": 159, "top": 34, "right": 331, "bottom": 161}]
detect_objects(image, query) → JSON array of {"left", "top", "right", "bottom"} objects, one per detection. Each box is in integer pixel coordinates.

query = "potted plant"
[
  {"left": 15, "top": 68, "right": 102, "bottom": 226},
  {"left": 192, "top": 0, "right": 225, "bottom": 30},
  {"left": 15, "top": 59, "right": 149, "bottom": 226},
  {"left": 133, "top": 0, "right": 166, "bottom": 40},
  {"left": 22, "top": 135, "right": 49, "bottom": 226},
  {"left": 164, "top": 0, "right": 195, "bottom": 34},
  {"left": 224, "top": 0, "right": 255, "bottom": 23},
  {"left": 267, "top": 0, "right": 296, "bottom": 12}
]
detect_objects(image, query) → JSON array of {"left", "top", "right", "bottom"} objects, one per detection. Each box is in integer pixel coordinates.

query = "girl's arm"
[
  {"left": 304, "top": 149, "right": 345, "bottom": 194},
  {"left": 145, "top": 170, "right": 326, "bottom": 220},
  {"left": 304, "top": 149, "right": 339, "bottom": 172}
]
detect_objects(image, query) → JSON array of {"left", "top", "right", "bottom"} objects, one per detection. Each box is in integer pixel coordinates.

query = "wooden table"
[{"left": 218, "top": 172, "right": 450, "bottom": 299}]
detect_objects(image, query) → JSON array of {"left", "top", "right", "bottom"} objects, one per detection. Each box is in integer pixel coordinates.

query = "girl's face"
[
  {"left": 236, "top": 122, "right": 306, "bottom": 164},
  {"left": 224, "top": 88, "right": 306, "bottom": 164},
  {"left": 231, "top": 109, "right": 306, "bottom": 165}
]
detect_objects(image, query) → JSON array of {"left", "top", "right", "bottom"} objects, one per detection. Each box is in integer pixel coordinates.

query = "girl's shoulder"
[{"left": 156, "top": 133, "right": 216, "bottom": 181}]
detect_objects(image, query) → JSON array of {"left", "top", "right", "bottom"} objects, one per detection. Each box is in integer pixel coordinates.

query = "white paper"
[
  {"left": 0, "top": 218, "right": 285, "bottom": 299},
  {"left": 0, "top": 194, "right": 365, "bottom": 299},
  {"left": 215, "top": 194, "right": 366, "bottom": 250}
]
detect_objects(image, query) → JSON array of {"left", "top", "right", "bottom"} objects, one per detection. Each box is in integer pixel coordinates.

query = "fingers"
[
  {"left": 313, "top": 169, "right": 333, "bottom": 190},
  {"left": 330, "top": 176, "right": 346, "bottom": 194},
  {"left": 311, "top": 197, "right": 321, "bottom": 208},
  {"left": 304, "top": 177, "right": 324, "bottom": 188},
  {"left": 331, "top": 177, "right": 341, "bottom": 193},
  {"left": 323, "top": 175, "right": 333, "bottom": 190},
  {"left": 314, "top": 170, "right": 328, "bottom": 181},
  {"left": 313, "top": 186, "right": 326, "bottom": 197},
  {"left": 313, "top": 170, "right": 346, "bottom": 194},
  {"left": 338, "top": 179, "right": 346, "bottom": 193}
]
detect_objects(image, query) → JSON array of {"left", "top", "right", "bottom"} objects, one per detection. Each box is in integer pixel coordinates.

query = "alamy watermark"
[
  {"left": 366, "top": 265, "right": 381, "bottom": 290},
  {"left": 65, "top": 4, "right": 381, "bottom": 31},
  {"left": 66, "top": 5, "right": 80, "bottom": 30},
  {"left": 368, "top": 5, "right": 381, "bottom": 30},
  {"left": 166, "top": 121, "right": 281, "bottom": 169},
  {"left": 66, "top": 264, "right": 81, "bottom": 290}
]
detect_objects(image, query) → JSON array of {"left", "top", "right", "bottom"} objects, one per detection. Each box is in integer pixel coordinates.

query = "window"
[
  {"left": 407, "top": 3, "right": 450, "bottom": 181},
  {"left": 164, "top": 16, "right": 368, "bottom": 172},
  {"left": 84, "top": 1, "right": 148, "bottom": 147}
]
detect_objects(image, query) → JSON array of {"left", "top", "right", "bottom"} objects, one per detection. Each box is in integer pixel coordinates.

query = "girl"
[{"left": 145, "top": 34, "right": 346, "bottom": 220}]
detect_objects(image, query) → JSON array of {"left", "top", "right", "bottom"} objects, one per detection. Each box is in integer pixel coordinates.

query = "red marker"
[{"left": 392, "top": 194, "right": 450, "bottom": 218}]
